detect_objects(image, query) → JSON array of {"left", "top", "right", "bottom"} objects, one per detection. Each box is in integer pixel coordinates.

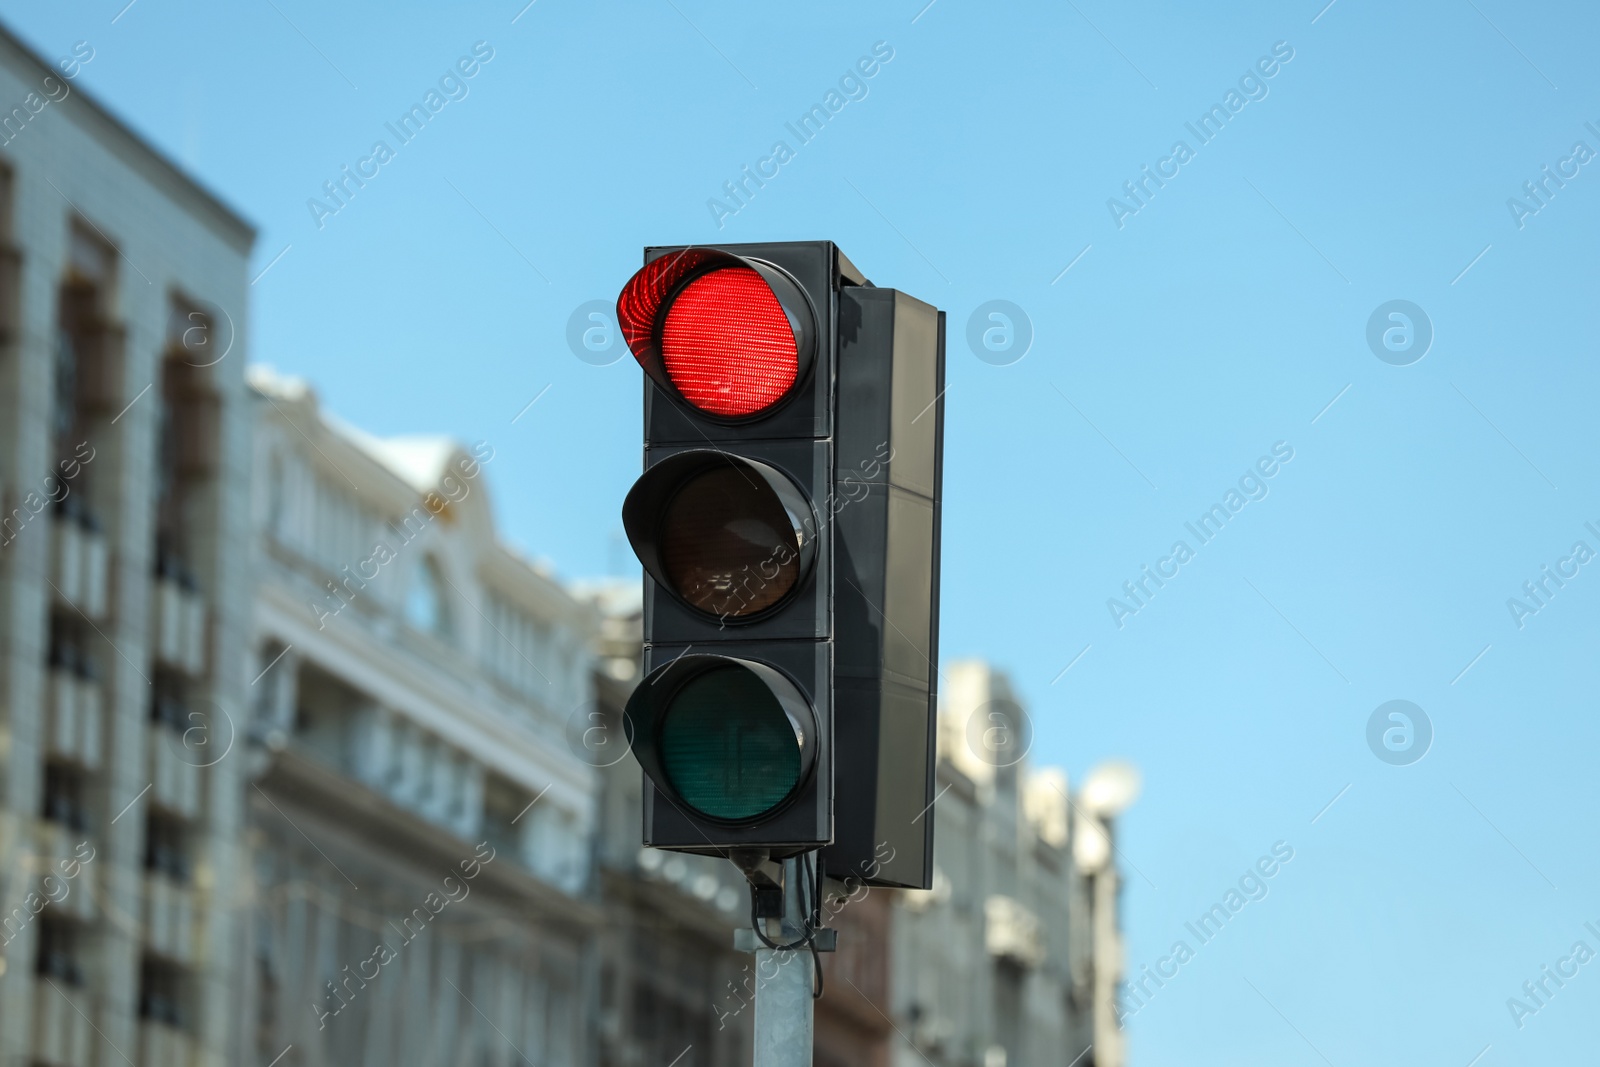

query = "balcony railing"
[
  {"left": 138, "top": 1020, "right": 196, "bottom": 1067},
  {"left": 985, "top": 894, "right": 1047, "bottom": 969},
  {"left": 35, "top": 820, "right": 98, "bottom": 923},
  {"left": 143, "top": 874, "right": 197, "bottom": 964},
  {"left": 33, "top": 976, "right": 95, "bottom": 1067},
  {"left": 46, "top": 665, "right": 103, "bottom": 770},
  {"left": 152, "top": 575, "right": 206, "bottom": 675},
  {"left": 52, "top": 512, "right": 109, "bottom": 620},
  {"left": 149, "top": 728, "right": 201, "bottom": 818}
]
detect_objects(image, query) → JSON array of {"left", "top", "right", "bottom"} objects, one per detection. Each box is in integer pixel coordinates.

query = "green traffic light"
[{"left": 659, "top": 665, "right": 801, "bottom": 821}]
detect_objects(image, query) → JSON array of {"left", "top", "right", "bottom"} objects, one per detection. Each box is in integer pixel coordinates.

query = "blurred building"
[
  {"left": 241, "top": 369, "right": 603, "bottom": 1067},
  {"left": 582, "top": 580, "right": 757, "bottom": 1067},
  {"left": 888, "top": 661, "right": 1132, "bottom": 1067},
  {"left": 0, "top": 22, "right": 255, "bottom": 1067}
]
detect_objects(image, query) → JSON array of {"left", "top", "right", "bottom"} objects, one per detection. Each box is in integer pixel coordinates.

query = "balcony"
[
  {"left": 152, "top": 575, "right": 206, "bottom": 675},
  {"left": 32, "top": 976, "right": 95, "bottom": 1067},
  {"left": 138, "top": 1021, "right": 196, "bottom": 1067},
  {"left": 149, "top": 729, "right": 201, "bottom": 818},
  {"left": 143, "top": 874, "right": 196, "bottom": 964},
  {"left": 46, "top": 665, "right": 103, "bottom": 770},
  {"left": 345, "top": 706, "right": 484, "bottom": 841},
  {"left": 985, "top": 895, "right": 1046, "bottom": 969},
  {"left": 51, "top": 512, "right": 109, "bottom": 620}
]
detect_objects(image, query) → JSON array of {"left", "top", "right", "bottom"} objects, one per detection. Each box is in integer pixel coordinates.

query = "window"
[
  {"left": 150, "top": 668, "right": 188, "bottom": 734},
  {"left": 54, "top": 222, "right": 120, "bottom": 518},
  {"left": 49, "top": 614, "right": 98, "bottom": 685},
  {"left": 154, "top": 296, "right": 220, "bottom": 585},
  {"left": 41, "top": 761, "right": 88, "bottom": 832},
  {"left": 145, "top": 810, "right": 190, "bottom": 883},
  {"left": 0, "top": 161, "right": 16, "bottom": 343},
  {"left": 35, "top": 916, "right": 85, "bottom": 986},
  {"left": 405, "top": 556, "right": 452, "bottom": 640},
  {"left": 139, "top": 956, "right": 187, "bottom": 1028},
  {"left": 0, "top": 160, "right": 12, "bottom": 245},
  {"left": 265, "top": 452, "right": 286, "bottom": 540}
]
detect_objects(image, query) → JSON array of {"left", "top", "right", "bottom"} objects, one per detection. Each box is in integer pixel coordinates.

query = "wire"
[
  {"left": 748, "top": 860, "right": 815, "bottom": 952},
  {"left": 806, "top": 852, "right": 824, "bottom": 1000},
  {"left": 745, "top": 854, "right": 827, "bottom": 997}
]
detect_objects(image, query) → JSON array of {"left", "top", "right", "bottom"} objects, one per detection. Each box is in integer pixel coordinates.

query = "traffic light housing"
[{"left": 617, "top": 241, "right": 943, "bottom": 890}]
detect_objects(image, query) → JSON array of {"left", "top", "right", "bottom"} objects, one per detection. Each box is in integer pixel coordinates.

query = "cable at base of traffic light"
[{"left": 746, "top": 853, "right": 825, "bottom": 999}]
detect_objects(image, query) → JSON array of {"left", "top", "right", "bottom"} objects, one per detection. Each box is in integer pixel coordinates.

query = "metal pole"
[{"left": 752, "top": 855, "right": 813, "bottom": 1067}]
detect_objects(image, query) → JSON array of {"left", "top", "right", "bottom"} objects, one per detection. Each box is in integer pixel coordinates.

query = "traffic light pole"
[{"left": 753, "top": 855, "right": 813, "bottom": 1067}]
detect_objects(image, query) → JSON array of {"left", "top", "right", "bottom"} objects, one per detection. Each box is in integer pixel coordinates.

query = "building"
[
  {"left": 888, "top": 661, "right": 1132, "bottom": 1067},
  {"left": 241, "top": 368, "right": 604, "bottom": 1067},
  {"left": 0, "top": 22, "right": 255, "bottom": 1067}
]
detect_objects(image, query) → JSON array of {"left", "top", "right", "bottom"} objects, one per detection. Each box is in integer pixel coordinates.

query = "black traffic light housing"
[{"left": 617, "top": 241, "right": 943, "bottom": 889}]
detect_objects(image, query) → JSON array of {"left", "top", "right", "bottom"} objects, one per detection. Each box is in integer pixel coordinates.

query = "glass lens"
[
  {"left": 660, "top": 267, "right": 798, "bottom": 416},
  {"left": 660, "top": 466, "right": 801, "bottom": 618},
  {"left": 659, "top": 666, "right": 802, "bottom": 821}
]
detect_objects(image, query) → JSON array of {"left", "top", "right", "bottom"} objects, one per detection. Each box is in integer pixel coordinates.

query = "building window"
[
  {"left": 48, "top": 614, "right": 98, "bottom": 686},
  {"left": 150, "top": 668, "right": 189, "bottom": 734},
  {"left": 0, "top": 160, "right": 17, "bottom": 343},
  {"left": 0, "top": 160, "right": 12, "bottom": 244},
  {"left": 405, "top": 556, "right": 452, "bottom": 641},
  {"left": 145, "top": 809, "right": 190, "bottom": 883},
  {"left": 154, "top": 297, "right": 220, "bottom": 586},
  {"left": 35, "top": 915, "right": 85, "bottom": 986},
  {"left": 265, "top": 452, "right": 286, "bottom": 540},
  {"left": 41, "top": 761, "right": 89, "bottom": 832},
  {"left": 54, "top": 222, "right": 121, "bottom": 521},
  {"left": 138, "top": 956, "right": 187, "bottom": 1029}
]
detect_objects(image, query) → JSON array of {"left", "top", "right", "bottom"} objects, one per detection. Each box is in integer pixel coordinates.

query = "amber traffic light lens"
[{"left": 660, "top": 466, "right": 804, "bottom": 618}]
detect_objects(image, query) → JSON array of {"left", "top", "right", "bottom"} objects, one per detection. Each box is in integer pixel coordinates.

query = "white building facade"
[
  {"left": 0, "top": 22, "right": 255, "bottom": 1067},
  {"left": 242, "top": 368, "right": 604, "bottom": 1067},
  {"left": 889, "top": 661, "right": 1130, "bottom": 1067}
]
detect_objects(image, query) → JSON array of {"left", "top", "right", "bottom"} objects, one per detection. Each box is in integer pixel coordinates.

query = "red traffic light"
[{"left": 617, "top": 248, "right": 815, "bottom": 419}]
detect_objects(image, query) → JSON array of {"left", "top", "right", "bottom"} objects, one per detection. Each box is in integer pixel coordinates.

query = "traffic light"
[{"left": 616, "top": 242, "right": 943, "bottom": 889}]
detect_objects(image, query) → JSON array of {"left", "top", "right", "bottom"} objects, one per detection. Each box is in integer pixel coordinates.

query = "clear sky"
[{"left": 9, "top": 0, "right": 1600, "bottom": 1062}]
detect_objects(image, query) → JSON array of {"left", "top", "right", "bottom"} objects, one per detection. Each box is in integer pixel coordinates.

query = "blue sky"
[{"left": 9, "top": 0, "right": 1600, "bottom": 1061}]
